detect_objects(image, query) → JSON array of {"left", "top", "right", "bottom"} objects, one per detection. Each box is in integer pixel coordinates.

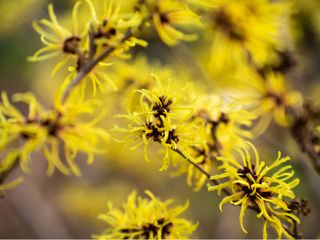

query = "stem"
[
  {"left": 61, "top": 29, "right": 133, "bottom": 103},
  {"left": 174, "top": 148, "right": 231, "bottom": 196}
]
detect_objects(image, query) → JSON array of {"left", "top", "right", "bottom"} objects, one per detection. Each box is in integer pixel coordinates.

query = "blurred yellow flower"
[
  {"left": 0, "top": 91, "right": 109, "bottom": 176},
  {"left": 193, "top": 95, "right": 255, "bottom": 152},
  {"left": 93, "top": 190, "right": 198, "bottom": 239},
  {"left": 203, "top": 0, "right": 291, "bottom": 72},
  {"left": 173, "top": 95, "right": 256, "bottom": 191},
  {"left": 108, "top": 56, "right": 173, "bottom": 98},
  {"left": 149, "top": 0, "right": 201, "bottom": 46},
  {"left": 234, "top": 70, "right": 302, "bottom": 135}
]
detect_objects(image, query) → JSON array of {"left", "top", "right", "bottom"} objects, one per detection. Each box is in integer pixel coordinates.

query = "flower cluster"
[
  {"left": 208, "top": 142, "right": 300, "bottom": 239},
  {"left": 28, "top": 0, "right": 201, "bottom": 97},
  {"left": 28, "top": 0, "right": 147, "bottom": 63},
  {"left": 28, "top": 0, "right": 147, "bottom": 95},
  {"left": 0, "top": 91, "right": 109, "bottom": 176},
  {"left": 93, "top": 191, "right": 197, "bottom": 239}
]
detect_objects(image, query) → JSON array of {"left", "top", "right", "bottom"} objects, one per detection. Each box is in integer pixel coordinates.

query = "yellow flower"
[
  {"left": 203, "top": 0, "right": 291, "bottom": 72},
  {"left": 28, "top": 2, "right": 88, "bottom": 75},
  {"left": 0, "top": 91, "right": 109, "bottom": 176},
  {"left": 235, "top": 70, "right": 302, "bottom": 135},
  {"left": 208, "top": 141, "right": 300, "bottom": 239},
  {"left": 114, "top": 76, "right": 199, "bottom": 171},
  {"left": 149, "top": 0, "right": 202, "bottom": 46},
  {"left": 93, "top": 190, "right": 198, "bottom": 239}
]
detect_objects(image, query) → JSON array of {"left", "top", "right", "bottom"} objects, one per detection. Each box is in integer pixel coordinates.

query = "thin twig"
[{"left": 174, "top": 148, "right": 231, "bottom": 196}]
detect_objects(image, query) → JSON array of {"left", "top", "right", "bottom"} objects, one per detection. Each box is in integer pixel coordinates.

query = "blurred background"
[{"left": 0, "top": 0, "right": 320, "bottom": 238}]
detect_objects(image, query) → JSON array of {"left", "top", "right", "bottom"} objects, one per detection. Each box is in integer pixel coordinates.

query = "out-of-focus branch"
[{"left": 290, "top": 101, "right": 320, "bottom": 175}]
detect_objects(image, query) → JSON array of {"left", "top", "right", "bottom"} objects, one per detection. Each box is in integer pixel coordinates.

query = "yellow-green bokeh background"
[{"left": 0, "top": 0, "right": 320, "bottom": 238}]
